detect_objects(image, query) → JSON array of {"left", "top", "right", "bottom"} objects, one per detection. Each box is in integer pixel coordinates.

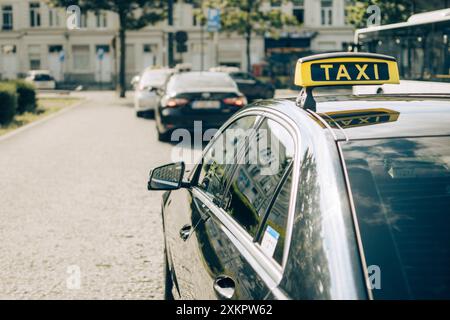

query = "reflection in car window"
[
  {"left": 342, "top": 137, "right": 450, "bottom": 299},
  {"left": 225, "top": 119, "right": 295, "bottom": 237},
  {"left": 258, "top": 169, "right": 292, "bottom": 265},
  {"left": 197, "top": 116, "right": 258, "bottom": 202}
]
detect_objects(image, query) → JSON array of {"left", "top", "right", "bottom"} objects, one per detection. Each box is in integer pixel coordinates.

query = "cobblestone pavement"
[{"left": 0, "top": 92, "right": 173, "bottom": 299}]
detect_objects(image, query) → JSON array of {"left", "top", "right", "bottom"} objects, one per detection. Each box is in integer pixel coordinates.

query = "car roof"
[
  {"left": 168, "top": 71, "right": 238, "bottom": 93},
  {"left": 174, "top": 71, "right": 230, "bottom": 78},
  {"left": 29, "top": 70, "right": 51, "bottom": 74},
  {"left": 142, "top": 67, "right": 173, "bottom": 75},
  {"left": 250, "top": 94, "right": 450, "bottom": 141}
]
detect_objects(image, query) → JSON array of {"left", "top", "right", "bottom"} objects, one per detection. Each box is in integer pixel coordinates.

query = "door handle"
[
  {"left": 213, "top": 275, "right": 236, "bottom": 300},
  {"left": 179, "top": 224, "right": 192, "bottom": 241}
]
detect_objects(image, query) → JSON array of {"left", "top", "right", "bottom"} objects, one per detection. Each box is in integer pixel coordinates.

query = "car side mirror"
[{"left": 148, "top": 162, "right": 187, "bottom": 191}]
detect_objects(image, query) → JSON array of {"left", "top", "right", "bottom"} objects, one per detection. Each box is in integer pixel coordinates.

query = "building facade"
[{"left": 0, "top": 0, "right": 354, "bottom": 88}]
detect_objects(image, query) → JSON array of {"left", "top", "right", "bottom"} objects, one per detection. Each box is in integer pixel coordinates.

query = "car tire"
[
  {"left": 147, "top": 110, "right": 155, "bottom": 119},
  {"left": 157, "top": 129, "right": 171, "bottom": 142},
  {"left": 137, "top": 110, "right": 155, "bottom": 119},
  {"left": 164, "top": 249, "right": 174, "bottom": 300}
]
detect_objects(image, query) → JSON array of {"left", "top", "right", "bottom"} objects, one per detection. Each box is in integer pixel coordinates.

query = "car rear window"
[
  {"left": 341, "top": 137, "right": 450, "bottom": 299},
  {"left": 167, "top": 72, "right": 236, "bottom": 92},
  {"left": 140, "top": 70, "right": 170, "bottom": 87},
  {"left": 34, "top": 74, "right": 53, "bottom": 81},
  {"left": 229, "top": 72, "right": 253, "bottom": 80}
]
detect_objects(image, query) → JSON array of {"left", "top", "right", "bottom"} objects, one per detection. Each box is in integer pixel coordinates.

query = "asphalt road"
[{"left": 0, "top": 92, "right": 172, "bottom": 299}]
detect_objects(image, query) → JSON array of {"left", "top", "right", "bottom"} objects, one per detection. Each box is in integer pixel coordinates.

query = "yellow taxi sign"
[
  {"left": 320, "top": 108, "right": 400, "bottom": 129},
  {"left": 295, "top": 52, "right": 400, "bottom": 87}
]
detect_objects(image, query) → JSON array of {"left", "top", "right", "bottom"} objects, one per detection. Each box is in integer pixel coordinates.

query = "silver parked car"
[
  {"left": 25, "top": 70, "right": 56, "bottom": 90},
  {"left": 134, "top": 67, "right": 174, "bottom": 117}
]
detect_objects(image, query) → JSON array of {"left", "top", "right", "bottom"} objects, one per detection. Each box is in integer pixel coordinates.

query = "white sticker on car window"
[{"left": 261, "top": 225, "right": 279, "bottom": 257}]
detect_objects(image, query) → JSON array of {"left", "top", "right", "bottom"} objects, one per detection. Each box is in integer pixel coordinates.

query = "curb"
[{"left": 0, "top": 98, "right": 87, "bottom": 143}]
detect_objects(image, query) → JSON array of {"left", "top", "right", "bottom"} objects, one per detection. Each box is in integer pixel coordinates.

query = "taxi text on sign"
[{"left": 295, "top": 54, "right": 400, "bottom": 87}]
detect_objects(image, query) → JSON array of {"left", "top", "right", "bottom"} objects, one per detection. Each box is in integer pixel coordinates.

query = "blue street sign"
[
  {"left": 97, "top": 48, "right": 105, "bottom": 61},
  {"left": 59, "top": 50, "right": 65, "bottom": 62},
  {"left": 207, "top": 8, "right": 221, "bottom": 32}
]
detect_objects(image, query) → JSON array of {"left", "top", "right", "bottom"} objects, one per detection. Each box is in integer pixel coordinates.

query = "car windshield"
[
  {"left": 342, "top": 137, "right": 450, "bottom": 299},
  {"left": 34, "top": 74, "right": 52, "bottom": 81},
  {"left": 167, "top": 72, "right": 236, "bottom": 92},
  {"left": 140, "top": 70, "right": 170, "bottom": 87},
  {"left": 229, "top": 72, "right": 253, "bottom": 80}
]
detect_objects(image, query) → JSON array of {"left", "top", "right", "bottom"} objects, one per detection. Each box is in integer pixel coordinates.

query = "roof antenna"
[{"left": 296, "top": 87, "right": 316, "bottom": 112}]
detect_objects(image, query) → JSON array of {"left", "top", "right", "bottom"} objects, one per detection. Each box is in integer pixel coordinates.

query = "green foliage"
[
  {"left": 196, "top": 0, "right": 298, "bottom": 37},
  {"left": 195, "top": 0, "right": 298, "bottom": 71},
  {"left": 49, "top": 0, "right": 166, "bottom": 97},
  {"left": 0, "top": 83, "right": 18, "bottom": 125},
  {"left": 346, "top": 0, "right": 412, "bottom": 28},
  {"left": 12, "top": 80, "right": 37, "bottom": 114},
  {"left": 48, "top": 0, "right": 166, "bottom": 29}
]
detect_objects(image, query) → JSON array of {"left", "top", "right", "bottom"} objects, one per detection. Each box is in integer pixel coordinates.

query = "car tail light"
[
  {"left": 223, "top": 96, "right": 247, "bottom": 107},
  {"left": 166, "top": 98, "right": 189, "bottom": 108}
]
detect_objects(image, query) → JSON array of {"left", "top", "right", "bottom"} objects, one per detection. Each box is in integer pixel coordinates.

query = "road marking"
[{"left": 0, "top": 98, "right": 87, "bottom": 143}]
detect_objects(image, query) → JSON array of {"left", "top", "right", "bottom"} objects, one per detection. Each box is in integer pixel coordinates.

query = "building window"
[
  {"left": 30, "top": 2, "right": 41, "bottom": 27},
  {"left": 95, "top": 44, "right": 109, "bottom": 58},
  {"left": 72, "top": 45, "right": 90, "bottom": 70},
  {"left": 49, "top": 9, "right": 61, "bottom": 27},
  {"left": 80, "top": 13, "right": 87, "bottom": 28},
  {"left": 28, "top": 45, "right": 41, "bottom": 70},
  {"left": 2, "top": 44, "right": 16, "bottom": 54},
  {"left": 292, "top": 0, "right": 304, "bottom": 23},
  {"left": 2, "top": 5, "right": 13, "bottom": 30},
  {"left": 49, "top": 45, "right": 63, "bottom": 54},
  {"left": 95, "top": 11, "right": 107, "bottom": 28},
  {"left": 321, "top": 0, "right": 333, "bottom": 26},
  {"left": 143, "top": 44, "right": 157, "bottom": 53}
]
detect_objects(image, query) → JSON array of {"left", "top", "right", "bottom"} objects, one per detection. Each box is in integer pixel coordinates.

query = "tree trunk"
[
  {"left": 245, "top": 1, "right": 252, "bottom": 73},
  {"left": 246, "top": 32, "right": 251, "bottom": 73},
  {"left": 118, "top": 12, "right": 126, "bottom": 98}
]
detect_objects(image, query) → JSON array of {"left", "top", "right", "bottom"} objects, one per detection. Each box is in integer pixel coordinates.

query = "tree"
[
  {"left": 49, "top": 0, "right": 165, "bottom": 98},
  {"left": 195, "top": 0, "right": 298, "bottom": 72},
  {"left": 346, "top": 0, "right": 413, "bottom": 29}
]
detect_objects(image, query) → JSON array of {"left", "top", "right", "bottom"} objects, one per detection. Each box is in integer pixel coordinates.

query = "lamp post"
[{"left": 168, "top": 0, "right": 174, "bottom": 67}]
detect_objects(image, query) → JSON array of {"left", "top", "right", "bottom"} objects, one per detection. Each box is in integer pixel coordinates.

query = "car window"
[
  {"left": 224, "top": 118, "right": 295, "bottom": 237},
  {"left": 230, "top": 72, "right": 253, "bottom": 81},
  {"left": 342, "top": 137, "right": 450, "bottom": 299},
  {"left": 257, "top": 169, "right": 292, "bottom": 265},
  {"left": 140, "top": 70, "right": 170, "bottom": 87},
  {"left": 167, "top": 72, "right": 237, "bottom": 93},
  {"left": 197, "top": 116, "right": 259, "bottom": 203},
  {"left": 34, "top": 74, "right": 52, "bottom": 81}
]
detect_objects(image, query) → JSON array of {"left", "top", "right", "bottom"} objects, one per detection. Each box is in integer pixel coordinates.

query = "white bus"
[{"left": 354, "top": 8, "right": 450, "bottom": 95}]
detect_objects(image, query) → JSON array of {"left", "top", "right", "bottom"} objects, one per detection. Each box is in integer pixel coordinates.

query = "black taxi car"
[{"left": 148, "top": 53, "right": 450, "bottom": 300}]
